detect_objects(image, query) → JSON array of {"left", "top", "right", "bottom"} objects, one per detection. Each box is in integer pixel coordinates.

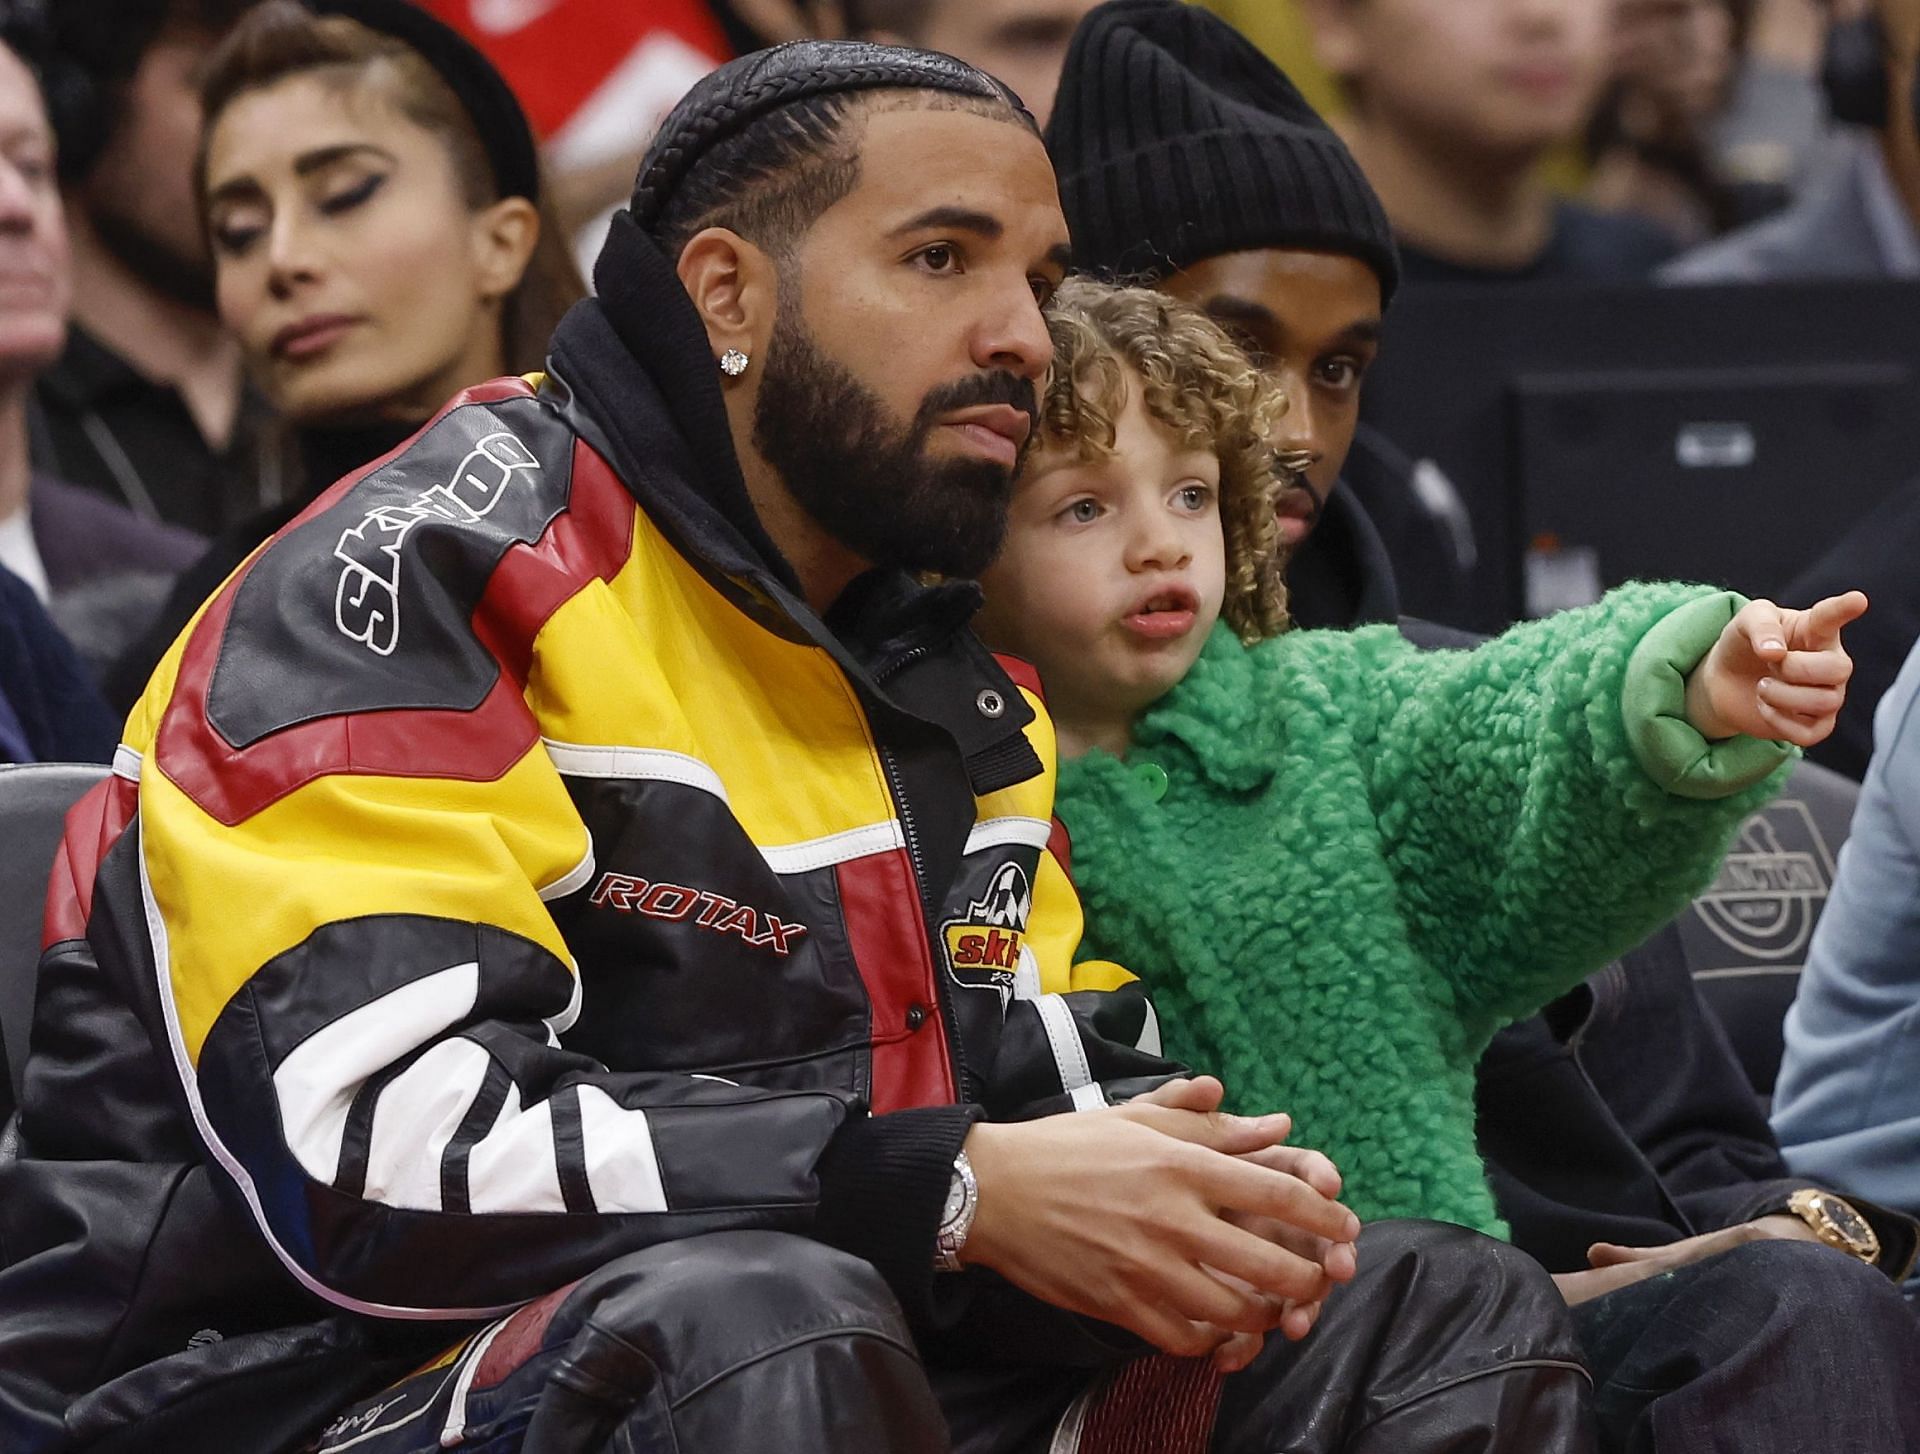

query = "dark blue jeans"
[{"left": 1573, "top": 1238, "right": 1920, "bottom": 1454}]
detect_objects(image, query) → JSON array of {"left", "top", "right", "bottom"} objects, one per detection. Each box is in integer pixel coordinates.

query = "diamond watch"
[
  {"left": 1786, "top": 1188, "right": 1881, "bottom": 1266},
  {"left": 935, "top": 1149, "right": 977, "bottom": 1272}
]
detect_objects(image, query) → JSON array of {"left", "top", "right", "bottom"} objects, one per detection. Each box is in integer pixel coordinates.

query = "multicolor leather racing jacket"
[{"left": 0, "top": 268, "right": 1183, "bottom": 1449}]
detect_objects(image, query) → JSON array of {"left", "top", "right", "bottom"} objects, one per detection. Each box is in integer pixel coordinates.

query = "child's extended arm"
[{"left": 1347, "top": 583, "right": 1862, "bottom": 1033}]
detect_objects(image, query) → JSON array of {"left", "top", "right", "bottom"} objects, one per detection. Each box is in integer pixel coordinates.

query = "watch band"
[{"left": 935, "top": 1149, "right": 977, "bottom": 1273}]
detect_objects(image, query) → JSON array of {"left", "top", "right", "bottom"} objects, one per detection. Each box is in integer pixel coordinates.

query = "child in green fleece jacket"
[{"left": 975, "top": 278, "right": 1866, "bottom": 1239}]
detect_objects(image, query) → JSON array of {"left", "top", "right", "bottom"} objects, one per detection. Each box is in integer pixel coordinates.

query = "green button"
[{"left": 1133, "top": 762, "right": 1169, "bottom": 802}]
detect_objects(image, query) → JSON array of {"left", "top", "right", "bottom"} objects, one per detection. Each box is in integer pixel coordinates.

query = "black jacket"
[{"left": 1479, "top": 920, "right": 1918, "bottom": 1278}]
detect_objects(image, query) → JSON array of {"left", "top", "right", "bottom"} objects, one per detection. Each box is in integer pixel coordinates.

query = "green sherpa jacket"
[{"left": 1057, "top": 583, "right": 1794, "bottom": 1237}]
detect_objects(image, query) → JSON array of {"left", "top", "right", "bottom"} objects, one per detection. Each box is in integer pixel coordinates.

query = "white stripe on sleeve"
[
  {"left": 465, "top": 1096, "right": 567, "bottom": 1213},
  {"left": 360, "top": 1037, "right": 494, "bottom": 1211},
  {"left": 273, "top": 961, "right": 481, "bottom": 1186},
  {"left": 574, "top": 1084, "right": 670, "bottom": 1213}
]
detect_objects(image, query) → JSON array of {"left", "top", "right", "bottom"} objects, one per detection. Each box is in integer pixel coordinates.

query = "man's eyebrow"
[
  {"left": 890, "top": 205, "right": 1006, "bottom": 240},
  {"left": 206, "top": 142, "right": 396, "bottom": 207},
  {"left": 1341, "top": 319, "right": 1384, "bottom": 347},
  {"left": 1044, "top": 242, "right": 1072, "bottom": 274},
  {"left": 1203, "top": 294, "right": 1279, "bottom": 334}
]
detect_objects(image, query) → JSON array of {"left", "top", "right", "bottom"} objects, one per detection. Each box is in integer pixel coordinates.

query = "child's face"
[{"left": 976, "top": 380, "right": 1227, "bottom": 735}]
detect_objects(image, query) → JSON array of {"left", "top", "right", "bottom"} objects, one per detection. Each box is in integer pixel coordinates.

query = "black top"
[
  {"left": 1397, "top": 202, "right": 1680, "bottom": 287},
  {"left": 28, "top": 325, "right": 275, "bottom": 537},
  {"left": 1283, "top": 484, "right": 1401, "bottom": 631}
]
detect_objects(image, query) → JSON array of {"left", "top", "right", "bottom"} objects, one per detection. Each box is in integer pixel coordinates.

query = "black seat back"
[
  {"left": 0, "top": 762, "right": 108, "bottom": 1120},
  {"left": 1676, "top": 757, "right": 1859, "bottom": 1100}
]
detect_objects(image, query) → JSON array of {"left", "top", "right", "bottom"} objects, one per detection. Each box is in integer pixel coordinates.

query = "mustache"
[
  {"left": 915, "top": 370, "right": 1040, "bottom": 438},
  {"left": 1275, "top": 448, "right": 1325, "bottom": 524}
]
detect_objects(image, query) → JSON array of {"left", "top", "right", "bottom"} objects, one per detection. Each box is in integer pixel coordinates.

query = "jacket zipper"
[{"left": 877, "top": 742, "right": 973, "bottom": 1102}]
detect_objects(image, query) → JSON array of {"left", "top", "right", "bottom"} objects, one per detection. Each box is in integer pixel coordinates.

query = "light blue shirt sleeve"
[{"left": 1773, "top": 637, "right": 1920, "bottom": 1217}]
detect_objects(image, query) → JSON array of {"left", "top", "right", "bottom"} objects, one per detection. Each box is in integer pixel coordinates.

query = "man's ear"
[{"left": 676, "top": 227, "right": 779, "bottom": 365}]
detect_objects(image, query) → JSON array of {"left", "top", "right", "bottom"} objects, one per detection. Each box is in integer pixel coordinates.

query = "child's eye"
[
  {"left": 1059, "top": 498, "right": 1102, "bottom": 525},
  {"left": 1174, "top": 483, "right": 1214, "bottom": 512}
]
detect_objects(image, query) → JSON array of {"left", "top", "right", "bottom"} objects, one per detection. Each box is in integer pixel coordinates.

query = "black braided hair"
[{"left": 636, "top": 40, "right": 1035, "bottom": 260}]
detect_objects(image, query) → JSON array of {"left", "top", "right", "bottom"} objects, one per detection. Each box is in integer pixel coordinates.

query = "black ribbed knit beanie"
[{"left": 1046, "top": 0, "right": 1399, "bottom": 302}]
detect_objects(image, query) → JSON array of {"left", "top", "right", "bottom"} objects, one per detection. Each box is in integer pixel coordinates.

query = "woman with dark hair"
[{"left": 106, "top": 0, "right": 583, "bottom": 710}]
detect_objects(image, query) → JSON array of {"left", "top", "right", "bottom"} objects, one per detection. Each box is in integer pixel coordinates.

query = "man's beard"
[
  {"left": 751, "top": 302, "right": 1036, "bottom": 582},
  {"left": 87, "top": 199, "right": 216, "bottom": 313}
]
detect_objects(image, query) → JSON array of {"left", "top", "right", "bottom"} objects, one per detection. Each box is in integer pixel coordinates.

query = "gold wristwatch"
[{"left": 1785, "top": 1189, "right": 1881, "bottom": 1266}]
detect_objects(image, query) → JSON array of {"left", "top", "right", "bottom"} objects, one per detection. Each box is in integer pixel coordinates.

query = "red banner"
[{"left": 417, "top": 0, "right": 729, "bottom": 162}]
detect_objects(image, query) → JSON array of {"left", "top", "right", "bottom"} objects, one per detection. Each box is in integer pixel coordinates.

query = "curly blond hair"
[{"left": 1039, "top": 276, "right": 1291, "bottom": 642}]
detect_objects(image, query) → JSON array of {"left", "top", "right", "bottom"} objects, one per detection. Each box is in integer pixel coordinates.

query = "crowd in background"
[{"left": 0, "top": 0, "right": 1913, "bottom": 764}]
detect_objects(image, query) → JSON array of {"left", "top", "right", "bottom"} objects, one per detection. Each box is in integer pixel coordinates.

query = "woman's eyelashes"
[
  {"left": 209, "top": 172, "right": 389, "bottom": 256},
  {"left": 210, "top": 212, "right": 266, "bottom": 256},
  {"left": 318, "top": 171, "right": 387, "bottom": 217}
]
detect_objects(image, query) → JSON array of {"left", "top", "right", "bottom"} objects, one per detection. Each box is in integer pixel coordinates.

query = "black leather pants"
[
  {"left": 1206, "top": 1220, "right": 1596, "bottom": 1453},
  {"left": 312, "top": 1221, "right": 1595, "bottom": 1454}
]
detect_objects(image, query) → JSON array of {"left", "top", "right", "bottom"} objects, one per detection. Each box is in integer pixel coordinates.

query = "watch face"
[
  {"left": 1821, "top": 1195, "right": 1875, "bottom": 1248},
  {"left": 942, "top": 1178, "right": 965, "bottom": 1229}
]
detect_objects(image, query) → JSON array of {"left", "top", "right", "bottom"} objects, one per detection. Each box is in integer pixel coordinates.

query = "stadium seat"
[
  {"left": 1676, "top": 757, "right": 1860, "bottom": 1102},
  {"left": 0, "top": 762, "right": 107, "bottom": 1124}
]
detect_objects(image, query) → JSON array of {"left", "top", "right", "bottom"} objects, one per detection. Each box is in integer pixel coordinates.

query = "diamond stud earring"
[{"left": 719, "top": 349, "right": 750, "bottom": 378}]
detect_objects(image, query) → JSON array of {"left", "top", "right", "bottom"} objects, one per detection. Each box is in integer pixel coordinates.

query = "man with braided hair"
[{"left": 0, "top": 40, "right": 1593, "bottom": 1454}]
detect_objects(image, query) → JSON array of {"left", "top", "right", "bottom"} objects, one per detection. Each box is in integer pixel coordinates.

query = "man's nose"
[
  {"left": 0, "top": 162, "right": 40, "bottom": 233},
  {"left": 971, "top": 283, "right": 1054, "bottom": 384},
  {"left": 1275, "top": 371, "right": 1321, "bottom": 458}
]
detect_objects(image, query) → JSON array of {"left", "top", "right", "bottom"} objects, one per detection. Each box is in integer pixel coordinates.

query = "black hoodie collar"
[
  {"left": 544, "top": 209, "right": 1039, "bottom": 797},
  {"left": 1282, "top": 484, "right": 1401, "bottom": 630},
  {"left": 554, "top": 208, "right": 798, "bottom": 597}
]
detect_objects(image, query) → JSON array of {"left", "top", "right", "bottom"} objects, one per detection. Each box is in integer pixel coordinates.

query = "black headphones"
[{"left": 1821, "top": 13, "right": 1920, "bottom": 134}]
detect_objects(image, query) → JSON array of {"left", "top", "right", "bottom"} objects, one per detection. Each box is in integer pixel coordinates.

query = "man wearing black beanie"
[
  {"left": 0, "top": 32, "right": 1602, "bottom": 1454},
  {"left": 1045, "top": 0, "right": 1477, "bottom": 631}
]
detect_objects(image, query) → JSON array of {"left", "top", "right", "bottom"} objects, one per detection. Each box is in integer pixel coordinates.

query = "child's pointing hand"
[{"left": 1684, "top": 592, "right": 1869, "bottom": 749}]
